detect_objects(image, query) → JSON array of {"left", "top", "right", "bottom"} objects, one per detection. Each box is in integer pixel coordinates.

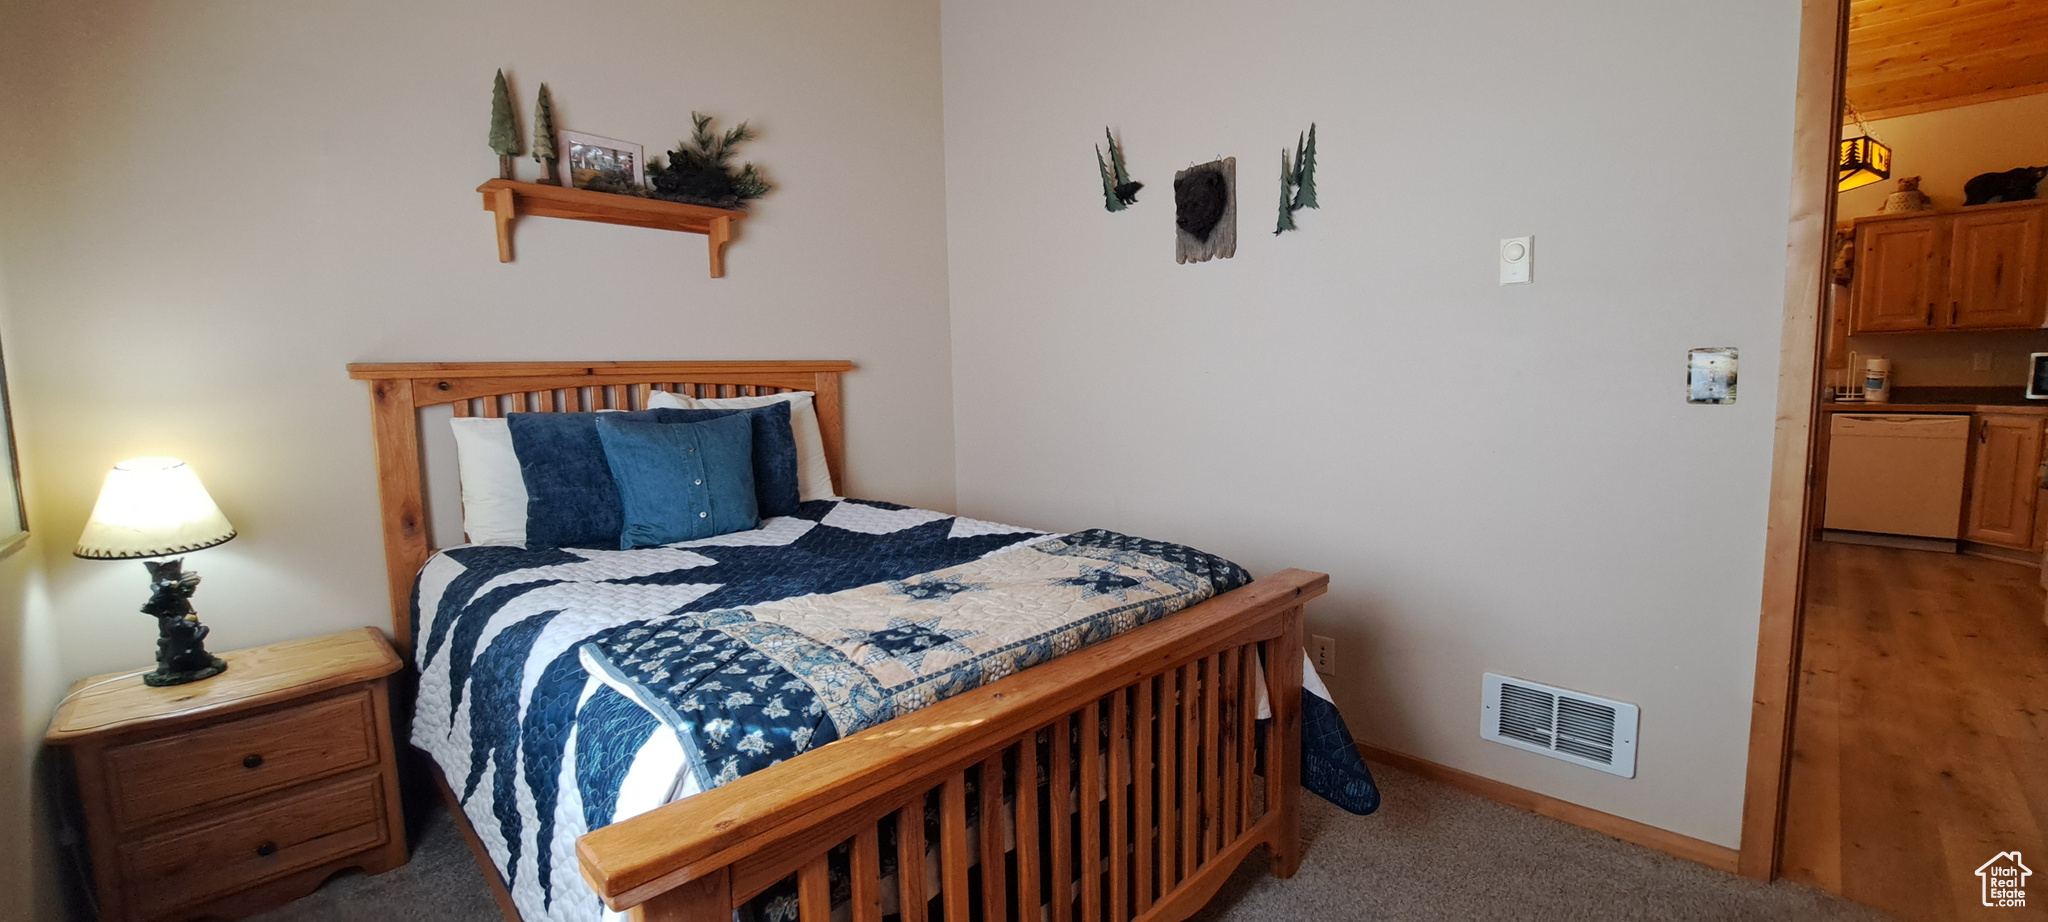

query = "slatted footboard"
[{"left": 578, "top": 569, "right": 1325, "bottom": 922}]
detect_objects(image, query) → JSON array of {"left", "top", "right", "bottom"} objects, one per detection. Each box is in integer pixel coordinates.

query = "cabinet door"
[
  {"left": 1851, "top": 217, "right": 1944, "bottom": 332},
  {"left": 1947, "top": 206, "right": 2043, "bottom": 329},
  {"left": 1964, "top": 414, "right": 2044, "bottom": 549}
]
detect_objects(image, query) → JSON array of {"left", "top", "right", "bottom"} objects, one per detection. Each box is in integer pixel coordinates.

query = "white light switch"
[{"left": 1500, "top": 236, "right": 1533, "bottom": 285}]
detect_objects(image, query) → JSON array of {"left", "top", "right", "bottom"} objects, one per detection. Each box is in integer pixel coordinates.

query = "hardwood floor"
[{"left": 1783, "top": 542, "right": 2048, "bottom": 921}]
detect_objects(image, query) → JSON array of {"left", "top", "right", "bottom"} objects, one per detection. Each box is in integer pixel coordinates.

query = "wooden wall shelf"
[{"left": 475, "top": 179, "right": 746, "bottom": 278}]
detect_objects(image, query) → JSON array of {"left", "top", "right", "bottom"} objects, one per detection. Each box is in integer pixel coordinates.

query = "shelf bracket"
[
  {"left": 708, "top": 215, "right": 732, "bottom": 279},
  {"left": 490, "top": 186, "right": 516, "bottom": 263}
]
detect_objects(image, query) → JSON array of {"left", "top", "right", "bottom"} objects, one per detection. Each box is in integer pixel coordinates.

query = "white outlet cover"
[
  {"left": 1500, "top": 235, "right": 1533, "bottom": 285},
  {"left": 1311, "top": 635, "right": 1336, "bottom": 674}
]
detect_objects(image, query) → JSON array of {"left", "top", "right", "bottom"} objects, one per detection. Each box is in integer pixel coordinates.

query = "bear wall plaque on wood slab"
[{"left": 1175, "top": 158, "right": 1236, "bottom": 264}]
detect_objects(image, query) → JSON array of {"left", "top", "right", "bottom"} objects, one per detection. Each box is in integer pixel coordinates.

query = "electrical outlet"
[
  {"left": 1973, "top": 352, "right": 1993, "bottom": 372},
  {"left": 1311, "top": 635, "right": 1336, "bottom": 675}
]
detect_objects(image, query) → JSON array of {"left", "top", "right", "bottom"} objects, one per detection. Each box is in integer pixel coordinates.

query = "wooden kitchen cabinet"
[
  {"left": 1849, "top": 201, "right": 2048, "bottom": 334},
  {"left": 1964, "top": 413, "right": 2046, "bottom": 549},
  {"left": 1854, "top": 216, "right": 1946, "bottom": 331},
  {"left": 1948, "top": 206, "right": 2042, "bottom": 329}
]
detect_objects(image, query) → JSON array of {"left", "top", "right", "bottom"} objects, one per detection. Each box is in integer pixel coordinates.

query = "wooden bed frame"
[{"left": 347, "top": 361, "right": 1325, "bottom": 922}]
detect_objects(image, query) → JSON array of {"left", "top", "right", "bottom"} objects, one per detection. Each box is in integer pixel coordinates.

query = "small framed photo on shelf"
[{"left": 559, "top": 131, "right": 644, "bottom": 193}]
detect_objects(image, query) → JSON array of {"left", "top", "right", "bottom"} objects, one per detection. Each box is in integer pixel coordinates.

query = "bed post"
[
  {"left": 366, "top": 376, "right": 428, "bottom": 658},
  {"left": 809, "top": 370, "right": 845, "bottom": 492},
  {"left": 628, "top": 867, "right": 730, "bottom": 922},
  {"left": 1269, "top": 603, "right": 1305, "bottom": 879}
]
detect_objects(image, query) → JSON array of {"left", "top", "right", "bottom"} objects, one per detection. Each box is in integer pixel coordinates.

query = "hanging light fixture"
[{"left": 1838, "top": 103, "right": 1892, "bottom": 192}]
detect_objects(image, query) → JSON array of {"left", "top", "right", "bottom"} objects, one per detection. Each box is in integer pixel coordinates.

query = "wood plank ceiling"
[{"left": 1847, "top": 0, "right": 2048, "bottom": 120}]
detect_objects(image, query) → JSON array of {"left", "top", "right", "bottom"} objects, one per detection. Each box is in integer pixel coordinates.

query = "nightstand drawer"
[
  {"left": 105, "top": 689, "right": 378, "bottom": 830},
  {"left": 118, "top": 770, "right": 390, "bottom": 920}
]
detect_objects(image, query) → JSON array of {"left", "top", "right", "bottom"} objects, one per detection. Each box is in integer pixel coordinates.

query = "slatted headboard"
[{"left": 346, "top": 361, "right": 853, "bottom": 656}]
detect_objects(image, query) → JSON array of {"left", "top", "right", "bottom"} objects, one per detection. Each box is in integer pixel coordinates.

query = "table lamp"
[{"left": 73, "top": 457, "right": 237, "bottom": 687}]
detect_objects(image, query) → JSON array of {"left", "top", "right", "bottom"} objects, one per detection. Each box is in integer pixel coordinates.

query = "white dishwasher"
[{"left": 1823, "top": 413, "right": 1971, "bottom": 541}]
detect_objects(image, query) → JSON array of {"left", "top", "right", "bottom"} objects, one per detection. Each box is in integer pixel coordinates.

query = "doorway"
[
  {"left": 1781, "top": 544, "right": 2047, "bottom": 919},
  {"left": 1747, "top": 1, "right": 2048, "bottom": 917}
]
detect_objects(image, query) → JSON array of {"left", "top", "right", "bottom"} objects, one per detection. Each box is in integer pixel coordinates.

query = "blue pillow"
[
  {"left": 644, "top": 403, "right": 800, "bottom": 517},
  {"left": 506, "top": 411, "right": 661, "bottom": 549},
  {"left": 595, "top": 414, "right": 759, "bottom": 548}
]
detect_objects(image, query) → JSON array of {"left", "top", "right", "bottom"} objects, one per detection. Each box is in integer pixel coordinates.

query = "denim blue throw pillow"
[
  {"left": 506, "top": 410, "right": 661, "bottom": 549},
  {"left": 595, "top": 414, "right": 759, "bottom": 548},
  {"left": 644, "top": 403, "right": 800, "bottom": 517}
]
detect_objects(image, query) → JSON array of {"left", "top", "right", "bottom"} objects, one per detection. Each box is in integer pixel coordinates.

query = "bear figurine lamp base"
[{"left": 73, "top": 457, "right": 238, "bottom": 687}]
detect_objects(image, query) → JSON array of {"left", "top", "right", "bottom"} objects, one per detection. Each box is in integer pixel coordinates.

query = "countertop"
[{"left": 1824, "top": 386, "right": 2048, "bottom": 416}]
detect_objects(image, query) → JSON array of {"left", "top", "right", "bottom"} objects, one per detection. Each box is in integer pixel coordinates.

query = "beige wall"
[
  {"left": 1839, "top": 326, "right": 2048, "bottom": 387},
  {"left": 1838, "top": 93, "right": 2048, "bottom": 386},
  {"left": 0, "top": 537, "right": 67, "bottom": 922},
  {"left": 1839, "top": 92, "right": 2048, "bottom": 220},
  {"left": 941, "top": 0, "right": 1802, "bottom": 847},
  {"left": 0, "top": 0, "right": 956, "bottom": 696},
  {"left": 0, "top": 542, "right": 37, "bottom": 916},
  {"left": 1, "top": 243, "right": 68, "bottom": 918}
]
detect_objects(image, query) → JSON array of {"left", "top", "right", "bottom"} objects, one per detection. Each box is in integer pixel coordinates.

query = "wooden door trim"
[{"left": 1739, "top": 0, "right": 1847, "bottom": 882}]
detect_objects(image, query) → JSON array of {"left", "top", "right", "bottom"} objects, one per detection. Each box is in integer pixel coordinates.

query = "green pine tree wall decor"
[
  {"left": 532, "top": 83, "right": 559, "bottom": 185},
  {"left": 1096, "top": 128, "right": 1142, "bottom": 212},
  {"left": 1097, "top": 146, "right": 1125, "bottom": 212},
  {"left": 489, "top": 70, "right": 521, "bottom": 180},
  {"left": 1293, "top": 123, "right": 1318, "bottom": 210},
  {"left": 1275, "top": 150, "right": 1297, "bottom": 234},
  {"left": 1274, "top": 122, "right": 1319, "bottom": 235}
]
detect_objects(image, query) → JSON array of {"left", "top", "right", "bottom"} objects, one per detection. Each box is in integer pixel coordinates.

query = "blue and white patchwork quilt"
[{"left": 410, "top": 498, "right": 1374, "bottom": 922}]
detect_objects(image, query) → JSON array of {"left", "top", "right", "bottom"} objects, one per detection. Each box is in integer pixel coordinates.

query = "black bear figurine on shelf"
[
  {"left": 140, "top": 559, "right": 227, "bottom": 687},
  {"left": 1963, "top": 166, "right": 2048, "bottom": 206}
]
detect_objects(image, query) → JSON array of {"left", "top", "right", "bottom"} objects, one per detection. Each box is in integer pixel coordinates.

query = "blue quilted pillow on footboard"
[{"left": 1301, "top": 664, "right": 1380, "bottom": 815}]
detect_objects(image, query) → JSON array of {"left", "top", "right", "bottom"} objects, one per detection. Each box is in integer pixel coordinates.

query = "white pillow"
[
  {"left": 646, "top": 389, "right": 836, "bottom": 501},
  {"left": 448, "top": 418, "right": 528, "bottom": 546}
]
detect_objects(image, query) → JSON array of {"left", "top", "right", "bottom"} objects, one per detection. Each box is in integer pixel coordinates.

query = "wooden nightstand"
[{"left": 45, "top": 627, "right": 408, "bottom": 922}]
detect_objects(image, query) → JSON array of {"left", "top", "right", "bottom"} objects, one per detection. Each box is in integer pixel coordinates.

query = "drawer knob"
[
  {"left": 255, "top": 842, "right": 277, "bottom": 858},
  {"left": 242, "top": 754, "right": 264, "bottom": 770}
]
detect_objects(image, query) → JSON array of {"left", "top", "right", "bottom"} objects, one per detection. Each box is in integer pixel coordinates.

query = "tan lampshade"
[{"left": 74, "top": 457, "right": 236, "bottom": 560}]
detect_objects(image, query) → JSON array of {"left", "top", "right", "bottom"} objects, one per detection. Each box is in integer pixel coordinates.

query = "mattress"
[{"left": 409, "top": 498, "right": 1271, "bottom": 922}]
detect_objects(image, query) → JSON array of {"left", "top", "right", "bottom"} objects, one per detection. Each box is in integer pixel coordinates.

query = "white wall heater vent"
[{"left": 1481, "top": 673, "right": 1638, "bottom": 778}]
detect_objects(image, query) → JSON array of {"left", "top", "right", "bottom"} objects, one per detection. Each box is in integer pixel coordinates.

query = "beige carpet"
[
  {"left": 253, "top": 762, "right": 1893, "bottom": 921},
  {"left": 1189, "top": 766, "right": 1891, "bottom": 922}
]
